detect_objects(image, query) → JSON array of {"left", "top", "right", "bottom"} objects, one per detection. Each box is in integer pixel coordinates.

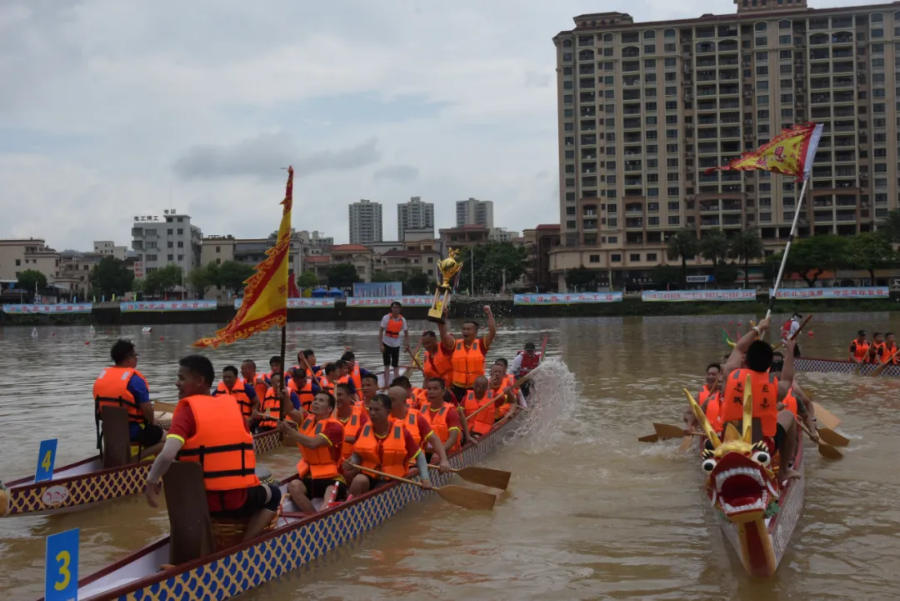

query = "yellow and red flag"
[
  {"left": 194, "top": 167, "right": 293, "bottom": 348},
  {"left": 705, "top": 123, "right": 823, "bottom": 180}
]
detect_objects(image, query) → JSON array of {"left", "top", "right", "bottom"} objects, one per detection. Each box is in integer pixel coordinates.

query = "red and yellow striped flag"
[
  {"left": 705, "top": 123, "right": 823, "bottom": 180},
  {"left": 194, "top": 167, "right": 293, "bottom": 348}
]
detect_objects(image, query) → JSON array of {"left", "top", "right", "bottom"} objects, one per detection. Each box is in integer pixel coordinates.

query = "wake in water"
[{"left": 510, "top": 357, "right": 580, "bottom": 452}]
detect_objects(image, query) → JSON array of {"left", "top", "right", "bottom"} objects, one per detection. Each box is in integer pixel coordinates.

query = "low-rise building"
[
  {"left": 438, "top": 225, "right": 490, "bottom": 254},
  {"left": 93, "top": 241, "right": 128, "bottom": 261},
  {"left": 0, "top": 238, "right": 60, "bottom": 284},
  {"left": 130, "top": 209, "right": 202, "bottom": 278},
  {"left": 522, "top": 224, "right": 561, "bottom": 292}
]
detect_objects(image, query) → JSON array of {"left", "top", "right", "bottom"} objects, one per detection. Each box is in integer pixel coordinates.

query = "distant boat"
[
  {"left": 30, "top": 328, "right": 38, "bottom": 338},
  {"left": 141, "top": 327, "right": 152, "bottom": 334}
]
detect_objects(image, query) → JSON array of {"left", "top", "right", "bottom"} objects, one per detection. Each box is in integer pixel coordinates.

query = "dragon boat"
[
  {"left": 794, "top": 356, "right": 900, "bottom": 377},
  {"left": 685, "top": 378, "right": 804, "bottom": 577},
  {"left": 59, "top": 393, "right": 527, "bottom": 601},
  {"left": 1, "top": 428, "right": 283, "bottom": 518}
]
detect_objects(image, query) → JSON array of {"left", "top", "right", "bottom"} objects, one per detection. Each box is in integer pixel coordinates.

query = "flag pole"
[
  {"left": 766, "top": 175, "right": 810, "bottom": 321},
  {"left": 279, "top": 324, "right": 287, "bottom": 420}
]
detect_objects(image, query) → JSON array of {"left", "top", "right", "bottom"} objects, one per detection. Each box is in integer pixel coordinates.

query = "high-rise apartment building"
[
  {"left": 349, "top": 199, "right": 383, "bottom": 245},
  {"left": 456, "top": 197, "right": 494, "bottom": 228},
  {"left": 551, "top": 1, "right": 900, "bottom": 289},
  {"left": 130, "top": 209, "right": 202, "bottom": 278},
  {"left": 397, "top": 196, "right": 435, "bottom": 240}
]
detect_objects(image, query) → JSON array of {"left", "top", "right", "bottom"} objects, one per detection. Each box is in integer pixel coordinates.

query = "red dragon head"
[{"left": 684, "top": 376, "right": 780, "bottom": 524}]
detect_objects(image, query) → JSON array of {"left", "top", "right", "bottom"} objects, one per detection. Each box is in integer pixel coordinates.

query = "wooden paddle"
[
  {"left": 447, "top": 466, "right": 511, "bottom": 490},
  {"left": 798, "top": 421, "right": 842, "bottom": 460},
  {"left": 817, "top": 427, "right": 849, "bottom": 447},
  {"left": 348, "top": 464, "right": 496, "bottom": 510},
  {"left": 811, "top": 401, "right": 840, "bottom": 429},
  {"left": 153, "top": 400, "right": 179, "bottom": 413},
  {"left": 638, "top": 433, "right": 660, "bottom": 443},
  {"left": 404, "top": 342, "right": 424, "bottom": 373},
  {"left": 652, "top": 423, "right": 705, "bottom": 441},
  {"left": 871, "top": 349, "right": 898, "bottom": 376}
]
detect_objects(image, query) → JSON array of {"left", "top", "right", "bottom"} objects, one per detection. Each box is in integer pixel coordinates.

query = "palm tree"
[
  {"left": 729, "top": 229, "right": 764, "bottom": 287},
  {"left": 699, "top": 230, "right": 730, "bottom": 275},
  {"left": 666, "top": 228, "right": 699, "bottom": 286}
]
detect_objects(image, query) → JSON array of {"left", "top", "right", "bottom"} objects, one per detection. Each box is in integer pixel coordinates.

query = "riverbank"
[{"left": 2, "top": 295, "right": 898, "bottom": 326}]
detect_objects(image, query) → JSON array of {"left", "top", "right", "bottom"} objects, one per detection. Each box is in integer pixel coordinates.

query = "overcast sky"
[{"left": 0, "top": 0, "right": 868, "bottom": 250}]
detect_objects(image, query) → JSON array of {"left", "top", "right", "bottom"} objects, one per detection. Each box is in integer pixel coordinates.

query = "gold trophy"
[{"left": 427, "top": 248, "right": 463, "bottom": 323}]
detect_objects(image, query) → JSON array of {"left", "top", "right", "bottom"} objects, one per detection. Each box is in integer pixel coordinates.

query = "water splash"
[{"left": 509, "top": 357, "right": 579, "bottom": 452}]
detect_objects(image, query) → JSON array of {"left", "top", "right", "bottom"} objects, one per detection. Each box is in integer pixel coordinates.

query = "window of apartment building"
[
  {"left": 756, "top": 51, "right": 767, "bottom": 62},
  {"left": 872, "top": 43, "right": 883, "bottom": 54},
  {"left": 755, "top": 37, "right": 767, "bottom": 46},
  {"left": 756, "top": 66, "right": 768, "bottom": 75},
  {"left": 780, "top": 107, "right": 793, "bottom": 119},
  {"left": 646, "top": 115, "right": 658, "bottom": 125},
  {"left": 665, "top": 86, "right": 677, "bottom": 96},
  {"left": 603, "top": 61, "right": 614, "bottom": 71},
  {"left": 167, "top": 228, "right": 173, "bottom": 235},
  {"left": 644, "top": 44, "right": 655, "bottom": 54},
  {"left": 589, "top": 255, "right": 600, "bottom": 263},
  {"left": 666, "top": 143, "right": 678, "bottom": 152},
  {"left": 177, "top": 228, "right": 184, "bottom": 235},
  {"left": 873, "top": 103, "right": 885, "bottom": 113},
  {"left": 564, "top": 95, "right": 573, "bottom": 104},
  {"left": 779, "top": 50, "right": 791, "bottom": 60},
  {"left": 611, "top": 254, "right": 622, "bottom": 262},
  {"left": 167, "top": 254, "right": 174, "bottom": 261},
  {"left": 668, "top": 216, "right": 680, "bottom": 225},
  {"left": 603, "top": 47, "right": 613, "bottom": 56},
  {"left": 645, "top": 73, "right": 657, "bottom": 83},
  {"left": 629, "top": 253, "right": 641, "bottom": 262},
  {"left": 563, "top": 81, "right": 573, "bottom": 90},
  {"left": 147, "top": 254, "right": 157, "bottom": 261},
  {"left": 645, "top": 88, "right": 657, "bottom": 97},
  {"left": 664, "top": 43, "right": 676, "bottom": 52},
  {"left": 872, "top": 29, "right": 883, "bottom": 38},
  {"left": 644, "top": 59, "right": 656, "bottom": 69},
  {"left": 604, "top": 75, "right": 614, "bottom": 84},
  {"left": 664, "top": 57, "right": 676, "bottom": 67},
  {"left": 665, "top": 101, "right": 677, "bottom": 111},
  {"left": 562, "top": 53, "right": 572, "bottom": 61},
  {"left": 647, "top": 188, "right": 659, "bottom": 196},
  {"left": 758, "top": 81, "right": 769, "bottom": 90},
  {"left": 645, "top": 101, "right": 657, "bottom": 111},
  {"left": 872, "top": 58, "right": 884, "bottom": 68},
  {"left": 665, "top": 72, "right": 677, "bottom": 82},
  {"left": 779, "top": 35, "right": 791, "bottom": 44}
]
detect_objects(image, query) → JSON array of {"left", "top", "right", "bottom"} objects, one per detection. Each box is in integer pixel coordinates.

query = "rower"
[
  {"left": 320, "top": 362, "right": 340, "bottom": 396},
  {"left": 254, "top": 373, "right": 299, "bottom": 432},
  {"left": 463, "top": 376, "right": 497, "bottom": 440},
  {"left": 360, "top": 372, "right": 379, "bottom": 406},
  {"left": 379, "top": 301, "right": 410, "bottom": 383},
  {"left": 780, "top": 313, "right": 803, "bottom": 356},
  {"left": 278, "top": 392, "right": 345, "bottom": 514},
  {"left": 699, "top": 363, "right": 723, "bottom": 431},
  {"left": 334, "top": 383, "right": 367, "bottom": 460},
  {"left": 287, "top": 367, "right": 319, "bottom": 412},
  {"left": 212, "top": 365, "right": 258, "bottom": 422},
  {"left": 240, "top": 360, "right": 268, "bottom": 407},
  {"left": 342, "top": 393, "right": 432, "bottom": 497},
  {"left": 883, "top": 332, "right": 898, "bottom": 365},
  {"left": 721, "top": 317, "right": 800, "bottom": 480},
  {"left": 263, "top": 355, "right": 286, "bottom": 387},
  {"left": 390, "top": 375, "right": 426, "bottom": 409},
  {"left": 769, "top": 352, "right": 818, "bottom": 440},
  {"left": 144, "top": 355, "right": 281, "bottom": 542},
  {"left": 339, "top": 351, "right": 374, "bottom": 394},
  {"left": 386, "top": 386, "right": 450, "bottom": 473},
  {"left": 443, "top": 305, "right": 497, "bottom": 403},
  {"left": 421, "top": 378, "right": 462, "bottom": 455},
  {"left": 295, "top": 349, "right": 321, "bottom": 379},
  {"left": 94, "top": 339, "right": 163, "bottom": 457},
  {"left": 489, "top": 363, "right": 517, "bottom": 420},
  {"left": 869, "top": 332, "right": 886, "bottom": 364},
  {"left": 421, "top": 326, "right": 454, "bottom": 389},
  {"left": 510, "top": 342, "right": 540, "bottom": 397},
  {"left": 849, "top": 330, "right": 869, "bottom": 364}
]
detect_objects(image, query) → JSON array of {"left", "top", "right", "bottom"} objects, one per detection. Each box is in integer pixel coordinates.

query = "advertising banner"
[
  {"left": 352, "top": 282, "right": 403, "bottom": 298},
  {"left": 641, "top": 289, "right": 757, "bottom": 302},
  {"left": 120, "top": 300, "right": 218, "bottom": 312},
  {"left": 770, "top": 286, "right": 889, "bottom": 299},
  {"left": 513, "top": 292, "right": 623, "bottom": 305},
  {"left": 2, "top": 303, "right": 93, "bottom": 314},
  {"left": 346, "top": 295, "right": 432, "bottom": 307},
  {"left": 234, "top": 298, "right": 336, "bottom": 309}
]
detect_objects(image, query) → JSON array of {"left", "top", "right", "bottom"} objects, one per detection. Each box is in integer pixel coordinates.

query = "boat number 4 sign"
[
  {"left": 35, "top": 439, "right": 58, "bottom": 482},
  {"left": 45, "top": 528, "right": 79, "bottom": 601}
]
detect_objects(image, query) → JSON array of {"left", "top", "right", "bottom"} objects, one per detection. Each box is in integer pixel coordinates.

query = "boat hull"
[
  {"left": 795, "top": 356, "right": 900, "bottom": 377},
  {"left": 4, "top": 429, "right": 282, "bottom": 517},
  {"left": 72, "top": 408, "right": 524, "bottom": 601},
  {"left": 714, "top": 442, "right": 805, "bottom": 577}
]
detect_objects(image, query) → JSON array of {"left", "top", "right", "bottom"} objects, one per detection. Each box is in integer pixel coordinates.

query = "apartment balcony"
[{"left": 625, "top": 218, "right": 644, "bottom": 229}]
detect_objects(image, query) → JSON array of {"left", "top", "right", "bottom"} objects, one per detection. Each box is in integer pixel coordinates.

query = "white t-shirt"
[
  {"left": 788, "top": 318, "right": 801, "bottom": 338},
  {"left": 380, "top": 314, "right": 408, "bottom": 347}
]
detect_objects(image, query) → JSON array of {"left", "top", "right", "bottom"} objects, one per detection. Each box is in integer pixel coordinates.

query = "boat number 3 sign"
[{"left": 45, "top": 528, "right": 79, "bottom": 601}]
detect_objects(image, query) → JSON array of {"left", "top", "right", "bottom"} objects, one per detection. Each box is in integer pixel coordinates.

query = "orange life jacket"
[
  {"left": 93, "top": 366, "right": 148, "bottom": 425},
  {"left": 882, "top": 342, "right": 899, "bottom": 365},
  {"left": 354, "top": 421, "right": 408, "bottom": 478},
  {"left": 295, "top": 416, "right": 342, "bottom": 480},
  {"left": 423, "top": 404, "right": 460, "bottom": 452},
  {"left": 177, "top": 395, "right": 260, "bottom": 491},
  {"left": 384, "top": 315, "right": 404, "bottom": 339},
  {"left": 491, "top": 382, "right": 513, "bottom": 418},
  {"left": 870, "top": 341, "right": 886, "bottom": 364},
  {"left": 851, "top": 339, "right": 870, "bottom": 361},
  {"left": 215, "top": 380, "right": 254, "bottom": 417},
  {"left": 451, "top": 338, "right": 485, "bottom": 389},
  {"left": 397, "top": 408, "right": 426, "bottom": 448},
  {"left": 348, "top": 364, "right": 362, "bottom": 392},
  {"left": 320, "top": 379, "right": 336, "bottom": 396},
  {"left": 424, "top": 346, "right": 453, "bottom": 385},
  {"left": 288, "top": 379, "right": 315, "bottom": 411},
  {"left": 721, "top": 369, "right": 779, "bottom": 438},
  {"left": 782, "top": 387, "right": 798, "bottom": 416},
  {"left": 335, "top": 404, "right": 365, "bottom": 460},
  {"left": 259, "top": 387, "right": 283, "bottom": 429},
  {"left": 411, "top": 388, "right": 428, "bottom": 410},
  {"left": 464, "top": 390, "right": 495, "bottom": 436},
  {"left": 698, "top": 385, "right": 722, "bottom": 430},
  {"left": 245, "top": 373, "right": 267, "bottom": 407}
]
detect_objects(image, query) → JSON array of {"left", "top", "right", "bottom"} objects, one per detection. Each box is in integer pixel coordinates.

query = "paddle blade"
[
  {"left": 812, "top": 402, "right": 841, "bottom": 429},
  {"left": 817, "top": 441, "right": 843, "bottom": 460},
  {"left": 638, "top": 433, "right": 659, "bottom": 443},
  {"left": 653, "top": 423, "right": 688, "bottom": 440},
  {"left": 455, "top": 466, "right": 511, "bottom": 490},
  {"left": 154, "top": 400, "right": 179, "bottom": 413},
  {"left": 818, "top": 428, "right": 849, "bottom": 447},
  {"left": 436, "top": 485, "right": 497, "bottom": 510},
  {"left": 678, "top": 436, "right": 693, "bottom": 453}
]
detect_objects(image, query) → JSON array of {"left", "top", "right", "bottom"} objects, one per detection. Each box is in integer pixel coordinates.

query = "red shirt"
[
  {"left": 168, "top": 398, "right": 254, "bottom": 511},
  {"left": 315, "top": 420, "right": 345, "bottom": 466},
  {"left": 396, "top": 411, "right": 434, "bottom": 448}
]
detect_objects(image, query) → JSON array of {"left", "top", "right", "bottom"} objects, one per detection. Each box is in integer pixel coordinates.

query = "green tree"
[
  {"left": 728, "top": 228, "right": 764, "bottom": 287},
  {"left": 565, "top": 267, "right": 598, "bottom": 291},
  {"left": 16, "top": 269, "right": 47, "bottom": 295},
  {"left": 187, "top": 263, "right": 218, "bottom": 296},
  {"left": 846, "top": 232, "right": 896, "bottom": 283},
  {"left": 470, "top": 242, "right": 528, "bottom": 293},
  {"left": 699, "top": 230, "right": 730, "bottom": 272},
  {"left": 371, "top": 270, "right": 396, "bottom": 282},
  {"left": 777, "top": 234, "right": 849, "bottom": 287},
  {"left": 666, "top": 228, "right": 699, "bottom": 286},
  {"left": 218, "top": 261, "right": 255, "bottom": 294},
  {"left": 405, "top": 271, "right": 431, "bottom": 295},
  {"left": 879, "top": 208, "right": 900, "bottom": 243},
  {"left": 297, "top": 270, "right": 318, "bottom": 289},
  {"left": 326, "top": 263, "right": 359, "bottom": 288},
  {"left": 714, "top": 262, "right": 740, "bottom": 287},
  {"left": 651, "top": 264, "right": 681, "bottom": 288},
  {"left": 143, "top": 264, "right": 183, "bottom": 296}
]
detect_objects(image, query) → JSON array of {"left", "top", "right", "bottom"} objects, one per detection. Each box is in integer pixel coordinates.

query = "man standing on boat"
[
  {"left": 510, "top": 341, "right": 540, "bottom": 397},
  {"left": 379, "top": 301, "right": 409, "bottom": 383},
  {"left": 443, "top": 305, "right": 497, "bottom": 403},
  {"left": 144, "top": 355, "right": 281, "bottom": 542},
  {"left": 721, "top": 318, "right": 800, "bottom": 480},
  {"left": 94, "top": 339, "right": 164, "bottom": 457}
]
